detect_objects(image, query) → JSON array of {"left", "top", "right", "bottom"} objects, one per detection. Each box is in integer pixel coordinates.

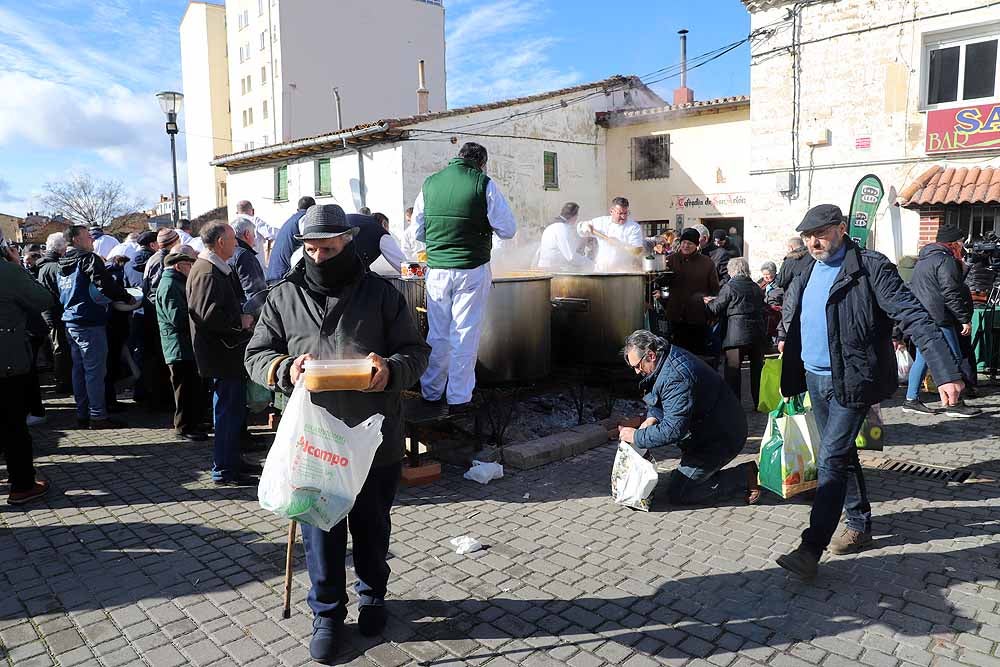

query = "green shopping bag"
[
  {"left": 757, "top": 357, "right": 783, "bottom": 413},
  {"left": 758, "top": 395, "right": 820, "bottom": 499},
  {"left": 855, "top": 404, "right": 885, "bottom": 451}
]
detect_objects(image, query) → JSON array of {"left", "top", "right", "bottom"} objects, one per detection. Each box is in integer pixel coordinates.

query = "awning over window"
[{"left": 897, "top": 165, "right": 1000, "bottom": 208}]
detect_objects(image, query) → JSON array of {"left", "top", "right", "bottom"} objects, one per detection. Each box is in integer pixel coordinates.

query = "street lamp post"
[{"left": 156, "top": 91, "right": 184, "bottom": 228}]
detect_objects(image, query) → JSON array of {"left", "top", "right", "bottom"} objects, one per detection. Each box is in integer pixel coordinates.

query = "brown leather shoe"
[
  {"left": 828, "top": 527, "right": 873, "bottom": 555},
  {"left": 8, "top": 480, "right": 50, "bottom": 506},
  {"left": 776, "top": 544, "right": 819, "bottom": 580}
]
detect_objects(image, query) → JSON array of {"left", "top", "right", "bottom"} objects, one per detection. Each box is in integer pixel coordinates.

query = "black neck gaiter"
[{"left": 303, "top": 242, "right": 364, "bottom": 296}]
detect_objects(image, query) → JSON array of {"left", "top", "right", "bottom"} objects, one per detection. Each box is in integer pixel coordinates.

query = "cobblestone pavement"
[{"left": 2, "top": 385, "right": 1000, "bottom": 667}]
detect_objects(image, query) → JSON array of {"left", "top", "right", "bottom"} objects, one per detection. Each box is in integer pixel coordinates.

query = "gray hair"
[
  {"left": 45, "top": 232, "right": 67, "bottom": 254},
  {"left": 201, "top": 221, "right": 231, "bottom": 247},
  {"left": 231, "top": 217, "right": 256, "bottom": 240},
  {"left": 621, "top": 329, "right": 669, "bottom": 361},
  {"left": 788, "top": 236, "right": 806, "bottom": 250},
  {"left": 691, "top": 223, "right": 710, "bottom": 241},
  {"left": 236, "top": 200, "right": 253, "bottom": 215},
  {"left": 728, "top": 257, "right": 751, "bottom": 279},
  {"left": 760, "top": 261, "right": 777, "bottom": 274}
]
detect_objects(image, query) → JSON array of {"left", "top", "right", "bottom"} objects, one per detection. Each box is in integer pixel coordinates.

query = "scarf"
[
  {"left": 199, "top": 250, "right": 232, "bottom": 275},
  {"left": 303, "top": 242, "right": 363, "bottom": 296}
]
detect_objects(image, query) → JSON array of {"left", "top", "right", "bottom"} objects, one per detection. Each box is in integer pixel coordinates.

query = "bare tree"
[{"left": 40, "top": 174, "right": 144, "bottom": 228}]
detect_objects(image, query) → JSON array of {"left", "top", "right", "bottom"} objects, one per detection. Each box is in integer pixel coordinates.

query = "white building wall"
[
  {"left": 180, "top": 2, "right": 232, "bottom": 218},
  {"left": 224, "top": 145, "right": 404, "bottom": 230},
  {"left": 745, "top": 0, "right": 1000, "bottom": 270}
]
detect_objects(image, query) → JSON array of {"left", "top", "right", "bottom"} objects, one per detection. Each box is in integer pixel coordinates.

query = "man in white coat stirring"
[
  {"left": 577, "top": 197, "right": 644, "bottom": 271},
  {"left": 536, "top": 202, "right": 592, "bottom": 272},
  {"left": 412, "top": 142, "right": 517, "bottom": 413}
]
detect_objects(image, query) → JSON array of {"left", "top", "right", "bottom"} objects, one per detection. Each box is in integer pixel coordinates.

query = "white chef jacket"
[
  {"left": 577, "top": 216, "right": 644, "bottom": 272},
  {"left": 536, "top": 218, "right": 592, "bottom": 271},
  {"left": 92, "top": 233, "right": 119, "bottom": 260},
  {"left": 412, "top": 180, "right": 518, "bottom": 250}
]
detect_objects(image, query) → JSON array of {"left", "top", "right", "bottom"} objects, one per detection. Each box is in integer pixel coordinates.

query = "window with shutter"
[
  {"left": 543, "top": 152, "right": 558, "bottom": 189},
  {"left": 315, "top": 159, "right": 331, "bottom": 196},
  {"left": 275, "top": 165, "right": 288, "bottom": 201}
]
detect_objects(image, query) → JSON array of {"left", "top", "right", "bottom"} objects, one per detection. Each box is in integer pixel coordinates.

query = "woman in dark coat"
[{"left": 705, "top": 256, "right": 767, "bottom": 406}]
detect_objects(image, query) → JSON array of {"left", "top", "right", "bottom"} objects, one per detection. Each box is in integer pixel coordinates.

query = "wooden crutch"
[{"left": 282, "top": 519, "right": 298, "bottom": 619}]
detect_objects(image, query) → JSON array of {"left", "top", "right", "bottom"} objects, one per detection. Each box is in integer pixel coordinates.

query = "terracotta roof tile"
[{"left": 899, "top": 165, "right": 1000, "bottom": 208}]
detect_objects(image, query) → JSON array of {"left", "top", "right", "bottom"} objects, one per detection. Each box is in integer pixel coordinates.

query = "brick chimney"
[
  {"left": 673, "top": 29, "right": 694, "bottom": 105},
  {"left": 417, "top": 60, "right": 430, "bottom": 114}
]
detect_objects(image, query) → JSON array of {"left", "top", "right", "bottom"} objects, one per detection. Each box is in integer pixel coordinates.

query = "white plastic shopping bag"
[
  {"left": 896, "top": 348, "right": 913, "bottom": 383},
  {"left": 258, "top": 382, "right": 384, "bottom": 531},
  {"left": 610, "top": 442, "right": 658, "bottom": 511}
]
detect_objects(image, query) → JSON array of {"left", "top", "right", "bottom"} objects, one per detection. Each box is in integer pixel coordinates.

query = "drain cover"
[{"left": 875, "top": 460, "right": 973, "bottom": 483}]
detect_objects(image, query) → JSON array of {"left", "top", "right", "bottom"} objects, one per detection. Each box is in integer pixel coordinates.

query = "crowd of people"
[{"left": 0, "top": 142, "right": 990, "bottom": 661}]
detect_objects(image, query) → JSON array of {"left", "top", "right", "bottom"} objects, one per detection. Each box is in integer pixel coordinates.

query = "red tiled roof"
[{"left": 897, "top": 165, "right": 1000, "bottom": 208}]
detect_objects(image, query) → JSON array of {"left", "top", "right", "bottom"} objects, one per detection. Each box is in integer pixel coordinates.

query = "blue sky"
[{"left": 0, "top": 0, "right": 750, "bottom": 217}]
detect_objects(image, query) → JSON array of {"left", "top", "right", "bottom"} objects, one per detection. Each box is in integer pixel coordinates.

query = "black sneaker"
[
  {"left": 943, "top": 402, "right": 982, "bottom": 418},
  {"left": 901, "top": 399, "right": 937, "bottom": 415},
  {"left": 776, "top": 545, "right": 819, "bottom": 580},
  {"left": 177, "top": 431, "right": 208, "bottom": 442},
  {"left": 212, "top": 475, "right": 258, "bottom": 487}
]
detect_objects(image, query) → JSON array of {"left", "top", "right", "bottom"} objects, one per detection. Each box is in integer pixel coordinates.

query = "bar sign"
[{"left": 855, "top": 136, "right": 872, "bottom": 149}]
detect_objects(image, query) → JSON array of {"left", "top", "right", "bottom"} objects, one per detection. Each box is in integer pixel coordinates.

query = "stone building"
[{"left": 743, "top": 0, "right": 1000, "bottom": 268}]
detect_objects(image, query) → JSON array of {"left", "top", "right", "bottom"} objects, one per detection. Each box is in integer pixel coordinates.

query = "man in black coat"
[
  {"left": 776, "top": 204, "right": 963, "bottom": 580},
  {"left": 707, "top": 229, "right": 739, "bottom": 284},
  {"left": 903, "top": 225, "right": 979, "bottom": 417},
  {"left": 776, "top": 236, "right": 813, "bottom": 291}
]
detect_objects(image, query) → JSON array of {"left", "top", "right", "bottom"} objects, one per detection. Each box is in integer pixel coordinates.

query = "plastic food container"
[{"left": 303, "top": 359, "right": 373, "bottom": 392}]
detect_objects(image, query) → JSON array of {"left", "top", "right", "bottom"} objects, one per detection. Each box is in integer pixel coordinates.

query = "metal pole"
[
  {"left": 357, "top": 149, "right": 366, "bottom": 209},
  {"left": 168, "top": 112, "right": 180, "bottom": 228},
  {"left": 333, "top": 88, "right": 343, "bottom": 131}
]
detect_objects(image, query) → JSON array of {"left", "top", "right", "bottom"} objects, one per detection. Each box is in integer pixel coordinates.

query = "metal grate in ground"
[{"left": 873, "top": 458, "right": 974, "bottom": 483}]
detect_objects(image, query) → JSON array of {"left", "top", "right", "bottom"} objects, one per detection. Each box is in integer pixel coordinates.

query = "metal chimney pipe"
[
  {"left": 417, "top": 59, "right": 430, "bottom": 114},
  {"left": 333, "top": 87, "right": 343, "bottom": 131},
  {"left": 678, "top": 29, "right": 689, "bottom": 89}
]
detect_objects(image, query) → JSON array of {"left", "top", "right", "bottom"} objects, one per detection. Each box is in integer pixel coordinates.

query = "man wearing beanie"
[
  {"left": 776, "top": 204, "right": 964, "bottom": 580},
  {"left": 663, "top": 227, "right": 720, "bottom": 354},
  {"left": 904, "top": 225, "right": 980, "bottom": 417}
]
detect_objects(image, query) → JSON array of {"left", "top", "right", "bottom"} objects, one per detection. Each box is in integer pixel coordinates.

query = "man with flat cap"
[
  {"left": 246, "top": 204, "right": 429, "bottom": 662},
  {"left": 776, "top": 203, "right": 964, "bottom": 579}
]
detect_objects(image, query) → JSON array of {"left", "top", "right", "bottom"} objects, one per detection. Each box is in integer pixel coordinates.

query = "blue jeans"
[
  {"left": 301, "top": 463, "right": 402, "bottom": 624},
  {"left": 668, "top": 435, "right": 749, "bottom": 506},
  {"left": 803, "top": 372, "right": 871, "bottom": 555},
  {"left": 211, "top": 377, "right": 245, "bottom": 482},
  {"left": 65, "top": 324, "right": 108, "bottom": 420},
  {"left": 906, "top": 325, "right": 961, "bottom": 400}
]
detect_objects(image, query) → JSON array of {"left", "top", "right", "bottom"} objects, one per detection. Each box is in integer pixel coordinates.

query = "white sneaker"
[{"left": 26, "top": 415, "right": 47, "bottom": 427}]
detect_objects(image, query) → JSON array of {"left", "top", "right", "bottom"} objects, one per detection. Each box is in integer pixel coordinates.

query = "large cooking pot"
[
  {"left": 550, "top": 272, "right": 647, "bottom": 365},
  {"left": 386, "top": 272, "right": 552, "bottom": 384},
  {"left": 478, "top": 273, "right": 552, "bottom": 384}
]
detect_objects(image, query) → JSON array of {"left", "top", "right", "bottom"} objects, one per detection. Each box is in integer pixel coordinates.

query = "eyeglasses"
[
  {"left": 629, "top": 352, "right": 647, "bottom": 372},
  {"left": 801, "top": 224, "right": 841, "bottom": 241}
]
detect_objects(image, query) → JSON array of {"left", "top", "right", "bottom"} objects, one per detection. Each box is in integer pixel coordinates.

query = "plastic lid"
[{"left": 303, "top": 359, "right": 372, "bottom": 370}]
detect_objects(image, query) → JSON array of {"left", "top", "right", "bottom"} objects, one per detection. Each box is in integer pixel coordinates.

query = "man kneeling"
[{"left": 618, "top": 330, "right": 760, "bottom": 506}]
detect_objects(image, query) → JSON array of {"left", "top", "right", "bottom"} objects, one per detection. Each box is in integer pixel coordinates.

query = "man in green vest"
[{"left": 411, "top": 142, "right": 517, "bottom": 412}]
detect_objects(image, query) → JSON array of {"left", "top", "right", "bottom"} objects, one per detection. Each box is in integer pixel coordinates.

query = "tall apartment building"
[
  {"left": 180, "top": 1, "right": 232, "bottom": 218},
  {"left": 225, "top": 0, "right": 446, "bottom": 152},
  {"left": 181, "top": 0, "right": 445, "bottom": 218}
]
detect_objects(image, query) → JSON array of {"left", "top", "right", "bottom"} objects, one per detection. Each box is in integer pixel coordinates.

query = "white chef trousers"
[{"left": 420, "top": 264, "right": 492, "bottom": 405}]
